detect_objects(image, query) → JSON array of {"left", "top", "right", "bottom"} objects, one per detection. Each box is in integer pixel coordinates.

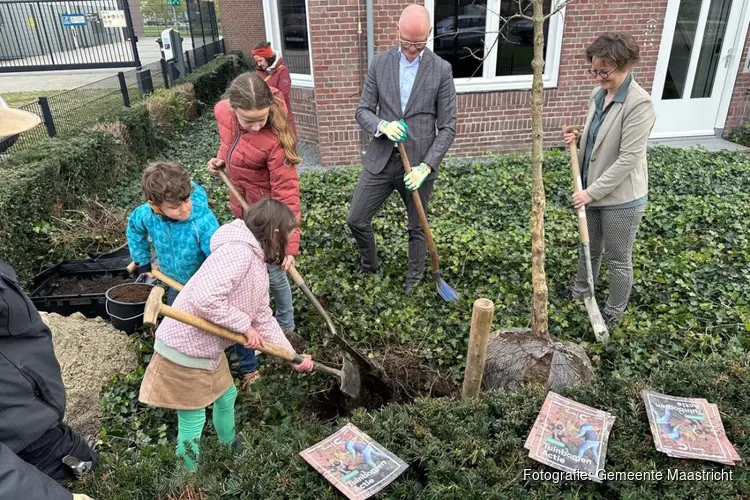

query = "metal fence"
[
  {"left": 5, "top": 38, "right": 225, "bottom": 155},
  {"left": 0, "top": 0, "right": 140, "bottom": 72}
]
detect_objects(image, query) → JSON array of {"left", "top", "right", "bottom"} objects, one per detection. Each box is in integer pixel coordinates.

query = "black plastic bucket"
[{"left": 105, "top": 283, "right": 155, "bottom": 334}]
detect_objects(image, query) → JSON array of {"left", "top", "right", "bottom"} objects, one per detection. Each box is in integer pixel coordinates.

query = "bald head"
[
  {"left": 398, "top": 4, "right": 431, "bottom": 32},
  {"left": 397, "top": 4, "right": 431, "bottom": 61}
]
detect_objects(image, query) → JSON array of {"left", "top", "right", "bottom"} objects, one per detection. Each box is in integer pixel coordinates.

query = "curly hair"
[{"left": 142, "top": 161, "right": 192, "bottom": 205}]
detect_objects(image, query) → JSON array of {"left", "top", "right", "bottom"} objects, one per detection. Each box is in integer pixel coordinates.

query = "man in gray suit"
[{"left": 348, "top": 4, "right": 457, "bottom": 296}]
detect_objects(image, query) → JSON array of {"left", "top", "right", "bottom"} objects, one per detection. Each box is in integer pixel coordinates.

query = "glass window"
[{"left": 277, "top": 0, "right": 311, "bottom": 75}]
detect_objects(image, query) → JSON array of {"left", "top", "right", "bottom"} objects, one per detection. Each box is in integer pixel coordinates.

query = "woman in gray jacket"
[{"left": 563, "top": 32, "right": 656, "bottom": 328}]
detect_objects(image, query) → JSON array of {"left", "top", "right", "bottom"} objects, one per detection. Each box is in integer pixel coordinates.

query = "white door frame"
[
  {"left": 650, "top": 0, "right": 750, "bottom": 138},
  {"left": 715, "top": 0, "right": 750, "bottom": 133}
]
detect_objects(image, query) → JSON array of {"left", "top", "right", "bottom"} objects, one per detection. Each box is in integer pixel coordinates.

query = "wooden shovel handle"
[
  {"left": 564, "top": 126, "right": 590, "bottom": 245},
  {"left": 217, "top": 168, "right": 251, "bottom": 211},
  {"left": 397, "top": 143, "right": 440, "bottom": 275},
  {"left": 152, "top": 268, "right": 184, "bottom": 292},
  {"left": 159, "top": 303, "right": 302, "bottom": 363}
]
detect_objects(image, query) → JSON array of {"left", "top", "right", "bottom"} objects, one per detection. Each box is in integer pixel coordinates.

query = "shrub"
[
  {"left": 728, "top": 122, "right": 750, "bottom": 148},
  {"left": 181, "top": 53, "right": 248, "bottom": 108},
  {"left": 82, "top": 355, "right": 750, "bottom": 499}
]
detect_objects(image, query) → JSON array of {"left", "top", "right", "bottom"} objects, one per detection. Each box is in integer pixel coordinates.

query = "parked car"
[{"left": 434, "top": 14, "right": 486, "bottom": 51}]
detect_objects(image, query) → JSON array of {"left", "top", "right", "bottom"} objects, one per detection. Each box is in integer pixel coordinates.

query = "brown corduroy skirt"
[{"left": 139, "top": 352, "right": 234, "bottom": 410}]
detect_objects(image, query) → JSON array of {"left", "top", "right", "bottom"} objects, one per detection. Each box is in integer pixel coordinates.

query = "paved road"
[{"left": 0, "top": 37, "right": 193, "bottom": 93}]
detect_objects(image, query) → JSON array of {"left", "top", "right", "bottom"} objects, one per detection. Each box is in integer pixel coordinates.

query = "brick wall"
[
  {"left": 724, "top": 28, "right": 750, "bottom": 132},
  {"left": 291, "top": 87, "right": 318, "bottom": 143},
  {"left": 306, "top": 0, "right": 365, "bottom": 164},
  {"left": 219, "top": 0, "right": 267, "bottom": 57}
]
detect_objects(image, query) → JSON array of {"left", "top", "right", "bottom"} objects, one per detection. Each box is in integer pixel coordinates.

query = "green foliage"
[
  {"left": 0, "top": 130, "right": 142, "bottom": 280},
  {"left": 728, "top": 122, "right": 750, "bottom": 148},
  {"left": 76, "top": 115, "right": 750, "bottom": 497},
  {"left": 83, "top": 356, "right": 750, "bottom": 499},
  {"left": 180, "top": 53, "right": 249, "bottom": 108}
]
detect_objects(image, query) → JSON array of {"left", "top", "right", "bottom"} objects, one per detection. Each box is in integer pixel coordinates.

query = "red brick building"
[{"left": 218, "top": 0, "right": 750, "bottom": 167}]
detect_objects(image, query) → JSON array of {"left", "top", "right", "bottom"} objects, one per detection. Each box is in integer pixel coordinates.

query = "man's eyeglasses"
[
  {"left": 399, "top": 38, "right": 428, "bottom": 50},
  {"left": 587, "top": 68, "right": 616, "bottom": 79}
]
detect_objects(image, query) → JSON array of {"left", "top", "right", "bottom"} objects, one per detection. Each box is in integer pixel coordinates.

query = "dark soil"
[
  {"left": 107, "top": 284, "right": 153, "bottom": 303},
  {"left": 308, "top": 350, "right": 456, "bottom": 420},
  {"left": 50, "top": 275, "right": 132, "bottom": 295}
]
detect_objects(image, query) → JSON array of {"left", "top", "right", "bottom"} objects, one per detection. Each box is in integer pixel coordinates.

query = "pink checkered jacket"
[{"left": 154, "top": 219, "right": 295, "bottom": 369}]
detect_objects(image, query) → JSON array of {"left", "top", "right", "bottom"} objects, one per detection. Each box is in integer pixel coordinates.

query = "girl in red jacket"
[
  {"left": 252, "top": 41, "right": 296, "bottom": 137},
  {"left": 207, "top": 72, "right": 302, "bottom": 391}
]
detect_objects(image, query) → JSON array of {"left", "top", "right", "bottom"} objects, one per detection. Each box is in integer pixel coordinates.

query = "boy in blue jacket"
[{"left": 127, "top": 161, "right": 220, "bottom": 305}]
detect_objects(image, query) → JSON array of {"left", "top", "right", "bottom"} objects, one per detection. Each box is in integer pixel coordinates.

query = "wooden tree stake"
[{"left": 461, "top": 298, "right": 495, "bottom": 399}]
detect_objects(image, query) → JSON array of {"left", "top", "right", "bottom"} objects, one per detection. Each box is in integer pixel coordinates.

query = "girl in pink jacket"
[{"left": 139, "top": 198, "right": 313, "bottom": 471}]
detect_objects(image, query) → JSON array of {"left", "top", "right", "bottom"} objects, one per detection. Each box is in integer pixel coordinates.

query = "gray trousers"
[
  {"left": 346, "top": 150, "right": 434, "bottom": 282},
  {"left": 573, "top": 205, "right": 645, "bottom": 319}
]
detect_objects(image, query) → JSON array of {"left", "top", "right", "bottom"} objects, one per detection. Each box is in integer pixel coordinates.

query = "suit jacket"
[
  {"left": 579, "top": 78, "right": 656, "bottom": 207},
  {"left": 356, "top": 47, "right": 457, "bottom": 177}
]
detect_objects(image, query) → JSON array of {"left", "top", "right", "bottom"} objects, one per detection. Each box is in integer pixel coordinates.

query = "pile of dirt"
[
  {"left": 40, "top": 312, "right": 139, "bottom": 442},
  {"left": 51, "top": 275, "right": 132, "bottom": 295}
]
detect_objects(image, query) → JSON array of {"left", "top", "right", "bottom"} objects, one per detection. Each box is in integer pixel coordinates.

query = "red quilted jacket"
[
  {"left": 256, "top": 56, "right": 296, "bottom": 136},
  {"left": 214, "top": 93, "right": 301, "bottom": 256}
]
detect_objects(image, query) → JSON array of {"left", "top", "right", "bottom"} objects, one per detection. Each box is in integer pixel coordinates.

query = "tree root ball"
[{"left": 482, "top": 328, "right": 594, "bottom": 391}]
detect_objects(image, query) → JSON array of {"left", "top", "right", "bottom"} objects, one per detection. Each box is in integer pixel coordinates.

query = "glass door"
[{"left": 651, "top": 0, "right": 742, "bottom": 136}]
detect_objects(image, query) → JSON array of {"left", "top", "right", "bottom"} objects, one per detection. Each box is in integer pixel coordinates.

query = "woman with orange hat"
[{"left": 252, "top": 41, "right": 296, "bottom": 137}]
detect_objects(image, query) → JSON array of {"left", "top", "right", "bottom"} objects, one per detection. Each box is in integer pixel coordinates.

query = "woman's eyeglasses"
[{"left": 587, "top": 68, "right": 616, "bottom": 79}]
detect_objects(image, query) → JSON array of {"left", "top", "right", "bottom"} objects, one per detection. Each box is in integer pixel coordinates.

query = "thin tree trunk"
[{"left": 530, "top": 0, "right": 548, "bottom": 339}]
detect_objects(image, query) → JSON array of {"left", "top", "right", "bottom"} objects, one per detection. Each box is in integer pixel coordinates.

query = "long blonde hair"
[{"left": 224, "top": 72, "right": 301, "bottom": 166}]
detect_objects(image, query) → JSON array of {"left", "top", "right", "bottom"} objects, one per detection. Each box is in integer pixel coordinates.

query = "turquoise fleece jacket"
[{"left": 126, "top": 181, "right": 219, "bottom": 284}]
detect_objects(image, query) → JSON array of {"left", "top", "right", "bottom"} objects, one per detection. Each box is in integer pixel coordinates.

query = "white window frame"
[
  {"left": 424, "top": 0, "right": 566, "bottom": 93},
  {"left": 262, "top": 0, "right": 315, "bottom": 88}
]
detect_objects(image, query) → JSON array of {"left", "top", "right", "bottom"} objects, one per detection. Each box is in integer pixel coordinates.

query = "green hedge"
[
  {"left": 181, "top": 51, "right": 248, "bottom": 107},
  {"left": 729, "top": 123, "right": 750, "bottom": 148},
  {"left": 82, "top": 354, "right": 750, "bottom": 499},
  {"left": 0, "top": 54, "right": 245, "bottom": 283}
]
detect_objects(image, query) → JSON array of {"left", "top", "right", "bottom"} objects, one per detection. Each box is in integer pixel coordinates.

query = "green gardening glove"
[
  {"left": 404, "top": 163, "right": 431, "bottom": 191},
  {"left": 379, "top": 120, "right": 408, "bottom": 142}
]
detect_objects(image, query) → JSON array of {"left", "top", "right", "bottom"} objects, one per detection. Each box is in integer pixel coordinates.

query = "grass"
[{"left": 3, "top": 91, "right": 61, "bottom": 107}]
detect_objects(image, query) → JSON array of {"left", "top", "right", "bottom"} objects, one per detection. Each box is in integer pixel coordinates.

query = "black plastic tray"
[{"left": 29, "top": 244, "right": 135, "bottom": 319}]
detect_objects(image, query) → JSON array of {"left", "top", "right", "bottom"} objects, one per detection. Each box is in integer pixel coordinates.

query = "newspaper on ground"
[
  {"left": 525, "top": 392, "right": 616, "bottom": 482},
  {"left": 641, "top": 390, "right": 740, "bottom": 465},
  {"left": 300, "top": 423, "right": 408, "bottom": 499}
]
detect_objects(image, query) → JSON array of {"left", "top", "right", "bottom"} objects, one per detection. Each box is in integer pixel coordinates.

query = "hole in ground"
[{"left": 307, "top": 351, "right": 456, "bottom": 420}]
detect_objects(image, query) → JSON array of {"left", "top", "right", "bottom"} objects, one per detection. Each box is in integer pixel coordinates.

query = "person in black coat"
[{"left": 0, "top": 259, "right": 97, "bottom": 500}]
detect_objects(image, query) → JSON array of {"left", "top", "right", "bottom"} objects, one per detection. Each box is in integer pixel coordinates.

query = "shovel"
[
  {"left": 565, "top": 126, "right": 609, "bottom": 344},
  {"left": 215, "top": 167, "right": 385, "bottom": 379},
  {"left": 397, "top": 143, "right": 459, "bottom": 302},
  {"left": 143, "top": 286, "right": 361, "bottom": 398}
]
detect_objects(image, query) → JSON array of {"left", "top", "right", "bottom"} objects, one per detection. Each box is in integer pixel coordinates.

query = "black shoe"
[
  {"left": 602, "top": 311, "right": 621, "bottom": 329},
  {"left": 359, "top": 266, "right": 379, "bottom": 275},
  {"left": 404, "top": 278, "right": 421, "bottom": 296}
]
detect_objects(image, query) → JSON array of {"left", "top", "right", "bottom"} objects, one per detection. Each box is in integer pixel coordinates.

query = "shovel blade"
[
  {"left": 339, "top": 356, "right": 361, "bottom": 399},
  {"left": 584, "top": 297, "right": 609, "bottom": 344}
]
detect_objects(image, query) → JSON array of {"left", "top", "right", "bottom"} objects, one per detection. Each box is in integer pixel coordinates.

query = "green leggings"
[{"left": 176, "top": 384, "right": 237, "bottom": 470}]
